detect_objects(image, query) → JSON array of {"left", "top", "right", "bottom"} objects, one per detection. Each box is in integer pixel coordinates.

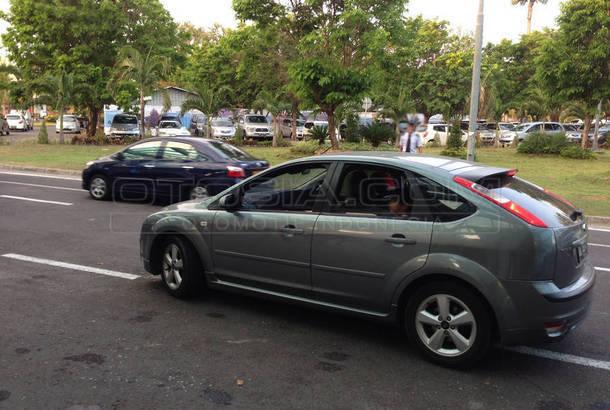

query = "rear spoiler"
[{"left": 451, "top": 166, "right": 517, "bottom": 183}]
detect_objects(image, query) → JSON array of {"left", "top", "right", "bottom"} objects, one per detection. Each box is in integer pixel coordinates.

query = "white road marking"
[
  {"left": 0, "top": 180, "right": 82, "bottom": 191},
  {"left": 590, "top": 243, "right": 610, "bottom": 248},
  {"left": 0, "top": 171, "right": 80, "bottom": 181},
  {"left": 0, "top": 195, "right": 73, "bottom": 206},
  {"left": 595, "top": 267, "right": 610, "bottom": 272},
  {"left": 507, "top": 346, "right": 610, "bottom": 371},
  {"left": 2, "top": 253, "right": 139, "bottom": 280},
  {"left": 589, "top": 227, "right": 610, "bottom": 233}
]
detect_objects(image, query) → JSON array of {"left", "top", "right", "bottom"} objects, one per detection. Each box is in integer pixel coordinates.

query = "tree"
[
  {"left": 1, "top": 0, "right": 184, "bottom": 137},
  {"left": 111, "top": 46, "right": 170, "bottom": 137},
  {"left": 511, "top": 0, "right": 549, "bottom": 35},
  {"left": 534, "top": 0, "right": 609, "bottom": 148},
  {"left": 253, "top": 90, "right": 290, "bottom": 147},
  {"left": 36, "top": 71, "right": 82, "bottom": 144},
  {"left": 180, "top": 83, "right": 232, "bottom": 137},
  {"left": 378, "top": 86, "right": 415, "bottom": 146}
]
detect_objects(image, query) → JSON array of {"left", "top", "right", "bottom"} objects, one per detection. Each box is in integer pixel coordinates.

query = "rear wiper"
[{"left": 570, "top": 208, "right": 583, "bottom": 221}]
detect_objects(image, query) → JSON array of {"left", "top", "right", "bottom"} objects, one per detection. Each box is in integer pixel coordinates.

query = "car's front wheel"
[
  {"left": 405, "top": 281, "right": 491, "bottom": 368},
  {"left": 88, "top": 175, "right": 111, "bottom": 200},
  {"left": 159, "top": 236, "right": 203, "bottom": 298}
]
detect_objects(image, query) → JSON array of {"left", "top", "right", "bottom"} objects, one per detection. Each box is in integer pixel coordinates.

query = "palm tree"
[
  {"left": 37, "top": 70, "right": 81, "bottom": 144},
  {"left": 511, "top": 0, "right": 549, "bottom": 34},
  {"left": 379, "top": 87, "right": 415, "bottom": 147},
  {"left": 253, "top": 90, "right": 291, "bottom": 147},
  {"left": 111, "top": 46, "right": 170, "bottom": 137},
  {"left": 180, "top": 83, "right": 232, "bottom": 138}
]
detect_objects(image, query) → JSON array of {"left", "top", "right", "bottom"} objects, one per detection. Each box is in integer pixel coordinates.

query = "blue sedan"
[{"left": 82, "top": 137, "right": 269, "bottom": 202}]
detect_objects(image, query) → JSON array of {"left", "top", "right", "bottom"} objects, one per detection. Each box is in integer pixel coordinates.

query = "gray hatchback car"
[{"left": 140, "top": 153, "right": 594, "bottom": 366}]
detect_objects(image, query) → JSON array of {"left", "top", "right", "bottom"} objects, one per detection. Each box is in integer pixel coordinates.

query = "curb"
[
  {"left": 0, "top": 164, "right": 81, "bottom": 178},
  {"left": 588, "top": 216, "right": 610, "bottom": 230}
]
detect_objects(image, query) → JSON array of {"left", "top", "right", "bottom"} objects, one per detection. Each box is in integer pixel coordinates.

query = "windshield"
[
  {"left": 113, "top": 115, "right": 137, "bottom": 125},
  {"left": 160, "top": 121, "right": 180, "bottom": 129},
  {"left": 563, "top": 124, "right": 577, "bottom": 131},
  {"left": 207, "top": 141, "right": 256, "bottom": 161},
  {"left": 6, "top": 115, "right": 20, "bottom": 120},
  {"left": 514, "top": 123, "right": 530, "bottom": 131},
  {"left": 211, "top": 119, "right": 233, "bottom": 127},
  {"left": 498, "top": 123, "right": 514, "bottom": 130},
  {"left": 246, "top": 115, "right": 267, "bottom": 124},
  {"left": 296, "top": 120, "right": 305, "bottom": 127}
]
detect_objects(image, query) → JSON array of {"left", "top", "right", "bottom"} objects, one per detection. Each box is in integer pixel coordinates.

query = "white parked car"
[
  {"left": 55, "top": 115, "right": 80, "bottom": 134},
  {"left": 209, "top": 118, "right": 236, "bottom": 139},
  {"left": 280, "top": 118, "right": 305, "bottom": 139},
  {"left": 303, "top": 120, "right": 330, "bottom": 139},
  {"left": 499, "top": 122, "right": 564, "bottom": 145},
  {"left": 237, "top": 114, "right": 273, "bottom": 139},
  {"left": 421, "top": 123, "right": 449, "bottom": 145},
  {"left": 157, "top": 120, "right": 191, "bottom": 137},
  {"left": 6, "top": 114, "right": 27, "bottom": 132}
]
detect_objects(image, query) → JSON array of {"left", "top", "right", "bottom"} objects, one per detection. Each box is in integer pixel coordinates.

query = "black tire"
[
  {"left": 405, "top": 281, "right": 492, "bottom": 368},
  {"left": 158, "top": 235, "right": 204, "bottom": 298},
  {"left": 88, "top": 174, "right": 111, "bottom": 200}
]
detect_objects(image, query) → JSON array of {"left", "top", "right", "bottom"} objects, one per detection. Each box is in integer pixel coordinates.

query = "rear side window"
[
  {"left": 483, "top": 177, "right": 574, "bottom": 227},
  {"left": 122, "top": 141, "right": 162, "bottom": 160},
  {"left": 207, "top": 141, "right": 256, "bottom": 161},
  {"left": 162, "top": 141, "right": 208, "bottom": 161},
  {"left": 410, "top": 174, "right": 476, "bottom": 222}
]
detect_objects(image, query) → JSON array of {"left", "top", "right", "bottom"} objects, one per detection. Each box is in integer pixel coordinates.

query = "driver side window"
[
  {"left": 122, "top": 141, "right": 162, "bottom": 160},
  {"left": 240, "top": 163, "right": 329, "bottom": 212}
]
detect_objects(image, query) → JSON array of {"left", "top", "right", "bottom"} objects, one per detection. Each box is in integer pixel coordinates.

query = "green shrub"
[
  {"left": 344, "top": 114, "right": 361, "bottom": 143},
  {"left": 45, "top": 114, "right": 58, "bottom": 123},
  {"left": 234, "top": 128, "right": 244, "bottom": 146},
  {"left": 447, "top": 121, "right": 464, "bottom": 150},
  {"left": 440, "top": 147, "right": 468, "bottom": 159},
  {"left": 426, "top": 133, "right": 442, "bottom": 148},
  {"left": 358, "top": 123, "right": 394, "bottom": 147},
  {"left": 307, "top": 125, "right": 329, "bottom": 145},
  {"left": 258, "top": 140, "right": 273, "bottom": 147},
  {"left": 37, "top": 119, "right": 49, "bottom": 144},
  {"left": 560, "top": 146, "right": 597, "bottom": 159},
  {"left": 517, "top": 132, "right": 568, "bottom": 154},
  {"left": 290, "top": 140, "right": 328, "bottom": 155}
]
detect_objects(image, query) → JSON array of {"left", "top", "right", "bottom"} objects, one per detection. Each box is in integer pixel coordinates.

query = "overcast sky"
[{"left": 0, "top": 0, "right": 562, "bottom": 47}]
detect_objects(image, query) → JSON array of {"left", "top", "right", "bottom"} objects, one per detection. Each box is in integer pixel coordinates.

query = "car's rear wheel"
[
  {"left": 189, "top": 185, "right": 209, "bottom": 200},
  {"left": 159, "top": 236, "right": 203, "bottom": 298},
  {"left": 88, "top": 175, "right": 111, "bottom": 200},
  {"left": 405, "top": 281, "right": 491, "bottom": 368}
]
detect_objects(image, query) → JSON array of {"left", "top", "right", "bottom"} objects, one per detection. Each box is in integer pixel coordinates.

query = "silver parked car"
[
  {"left": 500, "top": 122, "right": 564, "bottom": 144},
  {"left": 280, "top": 118, "right": 305, "bottom": 139},
  {"left": 140, "top": 153, "right": 594, "bottom": 367}
]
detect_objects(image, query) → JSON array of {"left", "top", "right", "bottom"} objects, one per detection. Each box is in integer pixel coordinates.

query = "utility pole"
[{"left": 467, "top": 0, "right": 484, "bottom": 162}]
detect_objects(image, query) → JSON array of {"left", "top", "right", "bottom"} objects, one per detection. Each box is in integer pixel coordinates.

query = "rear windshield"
[
  {"left": 483, "top": 177, "right": 575, "bottom": 227},
  {"left": 160, "top": 121, "right": 180, "bottom": 128},
  {"left": 113, "top": 115, "right": 137, "bottom": 124},
  {"left": 207, "top": 141, "right": 256, "bottom": 161},
  {"left": 211, "top": 119, "right": 233, "bottom": 127},
  {"left": 6, "top": 115, "right": 20, "bottom": 120}
]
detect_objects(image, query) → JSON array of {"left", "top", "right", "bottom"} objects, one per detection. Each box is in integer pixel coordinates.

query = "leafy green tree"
[
  {"left": 511, "top": 0, "right": 549, "bottom": 35},
  {"left": 378, "top": 86, "right": 415, "bottom": 146},
  {"left": 36, "top": 70, "right": 83, "bottom": 144},
  {"left": 180, "top": 83, "right": 232, "bottom": 137},
  {"left": 534, "top": 0, "right": 609, "bottom": 148},
  {"left": 111, "top": 47, "right": 171, "bottom": 137}
]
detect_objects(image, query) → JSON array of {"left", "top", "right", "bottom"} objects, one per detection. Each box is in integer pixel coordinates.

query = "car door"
[
  {"left": 108, "top": 140, "right": 163, "bottom": 200},
  {"left": 311, "top": 162, "right": 433, "bottom": 313},
  {"left": 212, "top": 161, "right": 334, "bottom": 297}
]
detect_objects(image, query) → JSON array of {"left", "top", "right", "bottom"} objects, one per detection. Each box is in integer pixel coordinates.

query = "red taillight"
[
  {"left": 454, "top": 175, "right": 548, "bottom": 228},
  {"left": 18, "top": 120, "right": 23, "bottom": 124},
  {"left": 423, "top": 132, "right": 428, "bottom": 138},
  {"left": 226, "top": 166, "right": 245, "bottom": 178},
  {"left": 544, "top": 188, "right": 574, "bottom": 207},
  {"left": 507, "top": 169, "right": 517, "bottom": 176}
]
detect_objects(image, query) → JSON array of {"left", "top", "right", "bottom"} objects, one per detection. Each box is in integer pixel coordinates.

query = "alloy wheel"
[
  {"left": 414, "top": 293, "right": 477, "bottom": 357},
  {"left": 162, "top": 244, "right": 183, "bottom": 291},
  {"left": 89, "top": 177, "right": 107, "bottom": 199}
]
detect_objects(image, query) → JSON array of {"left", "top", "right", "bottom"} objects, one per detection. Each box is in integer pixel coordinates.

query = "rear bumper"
[{"left": 500, "top": 263, "right": 595, "bottom": 345}]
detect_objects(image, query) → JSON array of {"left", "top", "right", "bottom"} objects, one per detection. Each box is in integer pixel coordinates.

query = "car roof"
[{"left": 285, "top": 152, "right": 513, "bottom": 182}]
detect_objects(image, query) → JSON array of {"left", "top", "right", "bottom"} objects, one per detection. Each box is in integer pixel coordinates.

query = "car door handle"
[
  {"left": 181, "top": 165, "right": 194, "bottom": 169},
  {"left": 385, "top": 234, "right": 416, "bottom": 245},
  {"left": 280, "top": 225, "right": 304, "bottom": 235},
  {"left": 143, "top": 164, "right": 155, "bottom": 168}
]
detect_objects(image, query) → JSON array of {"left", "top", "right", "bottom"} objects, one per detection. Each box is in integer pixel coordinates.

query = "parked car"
[
  {"left": 421, "top": 124, "right": 449, "bottom": 145},
  {"left": 157, "top": 120, "right": 190, "bottom": 137},
  {"left": 108, "top": 114, "right": 140, "bottom": 139},
  {"left": 462, "top": 123, "right": 495, "bottom": 143},
  {"left": 562, "top": 123, "right": 583, "bottom": 143},
  {"left": 280, "top": 118, "right": 305, "bottom": 139},
  {"left": 237, "top": 114, "right": 273, "bottom": 139},
  {"left": 499, "top": 122, "right": 564, "bottom": 145},
  {"left": 0, "top": 115, "right": 9, "bottom": 135},
  {"left": 566, "top": 124, "right": 609, "bottom": 146},
  {"left": 55, "top": 115, "right": 80, "bottom": 134},
  {"left": 160, "top": 113, "right": 181, "bottom": 125},
  {"left": 209, "top": 118, "right": 236, "bottom": 139},
  {"left": 82, "top": 137, "right": 269, "bottom": 202},
  {"left": 190, "top": 114, "right": 206, "bottom": 136},
  {"left": 6, "top": 113, "right": 28, "bottom": 132},
  {"left": 139, "top": 152, "right": 594, "bottom": 367}
]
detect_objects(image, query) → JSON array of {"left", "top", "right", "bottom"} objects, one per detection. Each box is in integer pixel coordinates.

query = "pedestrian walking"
[{"left": 398, "top": 120, "right": 423, "bottom": 153}]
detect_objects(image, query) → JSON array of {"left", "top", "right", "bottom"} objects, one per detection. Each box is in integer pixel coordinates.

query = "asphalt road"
[{"left": 0, "top": 172, "right": 608, "bottom": 409}]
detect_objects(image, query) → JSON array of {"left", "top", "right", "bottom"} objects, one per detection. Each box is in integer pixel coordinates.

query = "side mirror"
[
  {"left": 115, "top": 152, "right": 125, "bottom": 160},
  {"left": 219, "top": 193, "right": 240, "bottom": 210}
]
